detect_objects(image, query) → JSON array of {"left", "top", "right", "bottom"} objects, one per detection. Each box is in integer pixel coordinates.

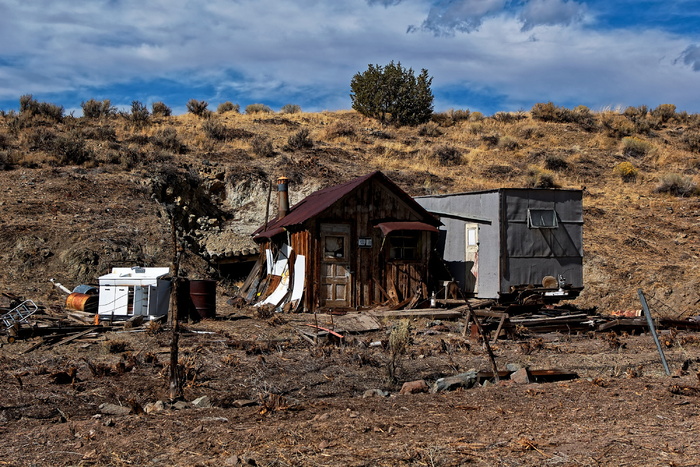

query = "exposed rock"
[
  {"left": 362, "top": 389, "right": 389, "bottom": 398},
  {"left": 432, "top": 370, "right": 478, "bottom": 393},
  {"left": 98, "top": 403, "right": 132, "bottom": 416},
  {"left": 399, "top": 379, "right": 429, "bottom": 394},
  {"left": 510, "top": 367, "right": 532, "bottom": 384},
  {"left": 191, "top": 395, "right": 212, "bottom": 408}
]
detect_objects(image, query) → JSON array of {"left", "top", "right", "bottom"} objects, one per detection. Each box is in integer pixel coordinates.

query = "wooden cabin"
[{"left": 241, "top": 171, "right": 441, "bottom": 312}]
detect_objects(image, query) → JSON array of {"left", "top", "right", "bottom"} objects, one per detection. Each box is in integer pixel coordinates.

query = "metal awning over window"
[{"left": 374, "top": 221, "right": 439, "bottom": 236}]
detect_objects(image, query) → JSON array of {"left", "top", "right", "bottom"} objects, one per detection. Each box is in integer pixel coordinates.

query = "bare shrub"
[
  {"left": 27, "top": 127, "right": 57, "bottom": 151},
  {"left": 0, "top": 150, "right": 17, "bottom": 170},
  {"left": 129, "top": 100, "right": 150, "bottom": 128},
  {"left": 601, "top": 112, "right": 635, "bottom": 138},
  {"left": 530, "top": 102, "right": 559, "bottom": 122},
  {"left": 217, "top": 102, "right": 240, "bottom": 114},
  {"left": 492, "top": 111, "right": 525, "bottom": 123},
  {"left": 20, "top": 95, "right": 64, "bottom": 121},
  {"left": 651, "top": 104, "right": 676, "bottom": 124},
  {"left": 81, "top": 126, "right": 116, "bottom": 142},
  {"left": 621, "top": 137, "right": 653, "bottom": 158},
  {"left": 187, "top": 99, "right": 210, "bottom": 117},
  {"left": 655, "top": 173, "right": 698, "bottom": 197},
  {"left": 202, "top": 120, "right": 229, "bottom": 141},
  {"left": 544, "top": 155, "right": 568, "bottom": 170},
  {"left": 152, "top": 128, "right": 185, "bottom": 153},
  {"left": 245, "top": 103, "right": 273, "bottom": 114},
  {"left": 418, "top": 122, "right": 442, "bottom": 137},
  {"left": 432, "top": 145, "right": 462, "bottom": 166},
  {"left": 81, "top": 99, "right": 116, "bottom": 119},
  {"left": 387, "top": 319, "right": 412, "bottom": 383},
  {"left": 324, "top": 120, "right": 356, "bottom": 139},
  {"left": 286, "top": 128, "right": 313, "bottom": 149},
  {"left": 280, "top": 104, "right": 301, "bottom": 114},
  {"left": 55, "top": 131, "right": 93, "bottom": 165},
  {"left": 498, "top": 135, "right": 520, "bottom": 151},
  {"left": 151, "top": 101, "right": 172, "bottom": 117},
  {"left": 682, "top": 131, "right": 700, "bottom": 153},
  {"left": 527, "top": 168, "right": 558, "bottom": 188},
  {"left": 250, "top": 135, "right": 274, "bottom": 157}
]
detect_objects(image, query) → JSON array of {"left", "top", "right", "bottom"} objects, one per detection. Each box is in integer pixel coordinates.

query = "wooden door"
[
  {"left": 320, "top": 225, "right": 351, "bottom": 308},
  {"left": 465, "top": 224, "right": 479, "bottom": 293}
]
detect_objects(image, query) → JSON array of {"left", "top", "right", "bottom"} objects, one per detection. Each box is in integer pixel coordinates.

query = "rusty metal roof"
[{"left": 254, "top": 171, "right": 439, "bottom": 240}]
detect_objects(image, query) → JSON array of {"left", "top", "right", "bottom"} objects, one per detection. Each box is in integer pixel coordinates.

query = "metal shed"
[
  {"left": 97, "top": 267, "right": 171, "bottom": 319},
  {"left": 415, "top": 188, "right": 583, "bottom": 302}
]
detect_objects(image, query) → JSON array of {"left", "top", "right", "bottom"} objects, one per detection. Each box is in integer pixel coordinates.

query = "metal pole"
[{"left": 638, "top": 289, "right": 671, "bottom": 376}]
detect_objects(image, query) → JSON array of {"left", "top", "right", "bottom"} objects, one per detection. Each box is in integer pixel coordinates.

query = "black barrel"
[{"left": 189, "top": 280, "right": 216, "bottom": 319}]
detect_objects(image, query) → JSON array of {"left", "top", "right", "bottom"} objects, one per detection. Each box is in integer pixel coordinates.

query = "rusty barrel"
[
  {"left": 189, "top": 280, "right": 216, "bottom": 319},
  {"left": 66, "top": 292, "right": 98, "bottom": 313}
]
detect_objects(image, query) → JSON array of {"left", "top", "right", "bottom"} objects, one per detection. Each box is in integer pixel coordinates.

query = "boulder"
[
  {"left": 399, "top": 379, "right": 429, "bottom": 394},
  {"left": 432, "top": 370, "right": 478, "bottom": 393}
]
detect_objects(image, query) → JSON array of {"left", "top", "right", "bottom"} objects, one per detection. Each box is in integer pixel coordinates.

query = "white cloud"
[
  {"left": 519, "top": 0, "right": 587, "bottom": 31},
  {"left": 678, "top": 44, "right": 700, "bottom": 71},
  {"left": 408, "top": 0, "right": 509, "bottom": 35},
  {"left": 1, "top": 0, "right": 700, "bottom": 114}
]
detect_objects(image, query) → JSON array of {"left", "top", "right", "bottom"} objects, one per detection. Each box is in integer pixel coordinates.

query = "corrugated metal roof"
[{"left": 254, "top": 171, "right": 439, "bottom": 240}]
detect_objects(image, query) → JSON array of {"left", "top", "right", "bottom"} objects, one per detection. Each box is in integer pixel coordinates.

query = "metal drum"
[
  {"left": 189, "top": 280, "right": 216, "bottom": 319},
  {"left": 66, "top": 292, "right": 98, "bottom": 313}
]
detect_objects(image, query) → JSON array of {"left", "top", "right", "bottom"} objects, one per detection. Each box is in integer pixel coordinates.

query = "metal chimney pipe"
[{"left": 277, "top": 176, "right": 289, "bottom": 218}]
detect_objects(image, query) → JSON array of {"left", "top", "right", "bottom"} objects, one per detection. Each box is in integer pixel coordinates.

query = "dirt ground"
[{"left": 1, "top": 301, "right": 700, "bottom": 467}]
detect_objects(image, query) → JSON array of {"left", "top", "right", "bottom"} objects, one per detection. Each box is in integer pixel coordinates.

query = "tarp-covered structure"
[{"left": 415, "top": 188, "right": 583, "bottom": 303}]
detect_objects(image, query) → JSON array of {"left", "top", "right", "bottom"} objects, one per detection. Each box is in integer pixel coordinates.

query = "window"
[
  {"left": 324, "top": 235, "right": 346, "bottom": 259},
  {"left": 528, "top": 209, "right": 558, "bottom": 228},
  {"left": 389, "top": 233, "right": 420, "bottom": 260}
]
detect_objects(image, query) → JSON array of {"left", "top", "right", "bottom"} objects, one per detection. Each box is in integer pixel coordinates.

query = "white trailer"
[{"left": 98, "top": 267, "right": 171, "bottom": 319}]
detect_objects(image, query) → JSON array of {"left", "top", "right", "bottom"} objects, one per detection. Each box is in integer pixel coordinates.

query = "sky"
[{"left": 2, "top": 0, "right": 700, "bottom": 116}]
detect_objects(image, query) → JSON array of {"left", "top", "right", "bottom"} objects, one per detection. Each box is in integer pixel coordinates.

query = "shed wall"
[
  {"left": 415, "top": 192, "right": 501, "bottom": 298},
  {"left": 501, "top": 189, "right": 583, "bottom": 290}
]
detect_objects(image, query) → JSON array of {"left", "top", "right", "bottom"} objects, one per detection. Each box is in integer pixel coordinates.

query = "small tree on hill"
[{"left": 350, "top": 61, "right": 433, "bottom": 126}]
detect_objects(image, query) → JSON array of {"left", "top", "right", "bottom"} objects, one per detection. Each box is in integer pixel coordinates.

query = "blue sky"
[{"left": 2, "top": 0, "right": 700, "bottom": 116}]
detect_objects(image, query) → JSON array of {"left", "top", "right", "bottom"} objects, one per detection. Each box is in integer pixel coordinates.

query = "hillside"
[{"left": 0, "top": 104, "right": 699, "bottom": 315}]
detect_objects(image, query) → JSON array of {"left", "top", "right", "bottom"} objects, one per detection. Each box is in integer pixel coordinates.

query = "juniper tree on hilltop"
[{"left": 350, "top": 61, "right": 434, "bottom": 126}]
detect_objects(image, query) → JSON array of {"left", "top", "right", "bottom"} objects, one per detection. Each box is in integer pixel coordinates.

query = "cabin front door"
[
  {"left": 465, "top": 224, "right": 479, "bottom": 293},
  {"left": 320, "top": 224, "right": 351, "bottom": 308}
]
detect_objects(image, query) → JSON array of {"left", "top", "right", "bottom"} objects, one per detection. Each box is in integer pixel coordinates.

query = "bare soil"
[{"left": 1, "top": 304, "right": 700, "bottom": 466}]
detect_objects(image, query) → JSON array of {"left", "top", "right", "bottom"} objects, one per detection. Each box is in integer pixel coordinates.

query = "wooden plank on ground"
[{"left": 369, "top": 309, "right": 464, "bottom": 320}]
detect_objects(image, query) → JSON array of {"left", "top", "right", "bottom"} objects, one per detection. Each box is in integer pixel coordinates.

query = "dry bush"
[
  {"left": 526, "top": 167, "right": 558, "bottom": 188},
  {"left": 655, "top": 173, "right": 698, "bottom": 197},
  {"left": 492, "top": 111, "right": 525, "bottom": 123},
  {"left": 324, "top": 120, "right": 356, "bottom": 139},
  {"left": 601, "top": 112, "right": 635, "bottom": 138},
  {"left": 187, "top": 99, "right": 210, "bottom": 117},
  {"left": 621, "top": 137, "right": 654, "bottom": 158},
  {"left": 651, "top": 104, "right": 676, "bottom": 124},
  {"left": 469, "top": 111, "right": 484, "bottom": 122},
  {"left": 20, "top": 94, "right": 64, "bottom": 122},
  {"left": 81, "top": 125, "right": 117, "bottom": 142},
  {"left": 280, "top": 104, "right": 301, "bottom": 114},
  {"left": 432, "top": 145, "right": 462, "bottom": 166},
  {"left": 518, "top": 125, "right": 543, "bottom": 139},
  {"left": 152, "top": 127, "right": 185, "bottom": 153},
  {"left": 151, "top": 101, "right": 172, "bottom": 117},
  {"left": 245, "top": 103, "right": 273, "bottom": 114},
  {"left": 613, "top": 161, "right": 638, "bottom": 182},
  {"left": 129, "top": 101, "right": 150, "bottom": 129},
  {"left": 498, "top": 135, "right": 520, "bottom": 151},
  {"left": 250, "top": 135, "right": 275, "bottom": 157},
  {"left": 286, "top": 128, "right": 313, "bottom": 149},
  {"left": 682, "top": 131, "right": 700, "bottom": 153},
  {"left": 544, "top": 154, "right": 568, "bottom": 171},
  {"left": 431, "top": 108, "right": 470, "bottom": 127},
  {"left": 387, "top": 319, "right": 412, "bottom": 383},
  {"left": 217, "top": 101, "right": 240, "bottom": 114},
  {"left": 81, "top": 99, "right": 116, "bottom": 119},
  {"left": 418, "top": 122, "right": 442, "bottom": 137}
]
